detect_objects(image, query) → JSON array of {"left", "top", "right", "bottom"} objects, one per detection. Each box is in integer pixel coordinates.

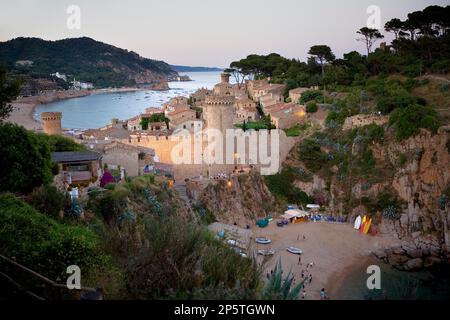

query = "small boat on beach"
[
  {"left": 286, "top": 246, "right": 303, "bottom": 255},
  {"left": 258, "top": 249, "right": 275, "bottom": 256},
  {"left": 255, "top": 237, "right": 272, "bottom": 244}
]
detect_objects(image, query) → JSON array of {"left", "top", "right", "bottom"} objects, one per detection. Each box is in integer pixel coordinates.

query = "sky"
[{"left": 0, "top": 0, "right": 447, "bottom": 67}]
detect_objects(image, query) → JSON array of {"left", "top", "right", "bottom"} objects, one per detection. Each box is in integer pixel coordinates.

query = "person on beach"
[
  {"left": 309, "top": 274, "right": 312, "bottom": 283},
  {"left": 320, "top": 288, "right": 328, "bottom": 300},
  {"left": 298, "top": 255, "right": 302, "bottom": 265},
  {"left": 301, "top": 270, "right": 305, "bottom": 278}
]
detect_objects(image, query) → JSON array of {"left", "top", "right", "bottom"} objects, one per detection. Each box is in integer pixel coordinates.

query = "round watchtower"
[
  {"left": 41, "top": 112, "right": 62, "bottom": 135},
  {"left": 203, "top": 95, "right": 235, "bottom": 133}
]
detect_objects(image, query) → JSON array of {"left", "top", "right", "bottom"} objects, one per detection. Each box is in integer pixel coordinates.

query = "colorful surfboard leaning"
[
  {"left": 359, "top": 216, "right": 367, "bottom": 234},
  {"left": 356, "top": 216, "right": 372, "bottom": 234}
]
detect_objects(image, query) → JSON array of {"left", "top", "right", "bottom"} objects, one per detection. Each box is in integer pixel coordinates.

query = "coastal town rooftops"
[
  {"left": 289, "top": 87, "right": 309, "bottom": 94},
  {"left": 265, "top": 102, "right": 298, "bottom": 114},
  {"left": 270, "top": 105, "right": 305, "bottom": 118},
  {"left": 51, "top": 151, "right": 102, "bottom": 163},
  {"left": 83, "top": 127, "right": 131, "bottom": 140},
  {"left": 167, "top": 107, "right": 196, "bottom": 117},
  {"left": 145, "top": 107, "right": 162, "bottom": 114},
  {"left": 104, "top": 141, "right": 155, "bottom": 155}
]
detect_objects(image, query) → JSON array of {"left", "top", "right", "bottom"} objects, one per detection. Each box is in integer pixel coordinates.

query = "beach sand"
[
  {"left": 6, "top": 102, "right": 42, "bottom": 131},
  {"left": 254, "top": 221, "right": 400, "bottom": 300}
]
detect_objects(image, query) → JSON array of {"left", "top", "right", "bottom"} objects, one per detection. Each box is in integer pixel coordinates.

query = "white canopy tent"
[{"left": 282, "top": 209, "right": 308, "bottom": 220}]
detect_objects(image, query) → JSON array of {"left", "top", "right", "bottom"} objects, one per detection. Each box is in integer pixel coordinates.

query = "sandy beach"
[{"left": 254, "top": 221, "right": 401, "bottom": 300}]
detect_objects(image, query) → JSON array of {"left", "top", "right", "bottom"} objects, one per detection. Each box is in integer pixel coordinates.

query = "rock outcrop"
[{"left": 189, "top": 172, "right": 277, "bottom": 226}]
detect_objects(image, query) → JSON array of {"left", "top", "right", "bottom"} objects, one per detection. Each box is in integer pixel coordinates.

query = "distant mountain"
[
  {"left": 170, "top": 65, "right": 224, "bottom": 72},
  {"left": 0, "top": 37, "right": 178, "bottom": 88}
]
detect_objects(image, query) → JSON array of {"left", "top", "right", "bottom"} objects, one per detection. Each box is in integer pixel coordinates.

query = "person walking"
[
  {"left": 320, "top": 288, "right": 328, "bottom": 300},
  {"left": 309, "top": 274, "right": 312, "bottom": 284},
  {"left": 298, "top": 254, "right": 302, "bottom": 265}
]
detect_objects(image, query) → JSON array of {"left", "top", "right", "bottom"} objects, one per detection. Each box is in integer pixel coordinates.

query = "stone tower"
[
  {"left": 220, "top": 73, "right": 230, "bottom": 84},
  {"left": 203, "top": 74, "right": 235, "bottom": 132},
  {"left": 41, "top": 112, "right": 62, "bottom": 135},
  {"left": 203, "top": 95, "right": 235, "bottom": 133}
]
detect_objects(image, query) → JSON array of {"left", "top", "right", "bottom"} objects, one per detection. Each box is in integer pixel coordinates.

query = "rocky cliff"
[
  {"left": 285, "top": 125, "right": 450, "bottom": 268},
  {"left": 188, "top": 171, "right": 277, "bottom": 226}
]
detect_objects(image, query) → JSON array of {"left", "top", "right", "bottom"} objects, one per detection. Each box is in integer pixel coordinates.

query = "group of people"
[{"left": 297, "top": 254, "right": 328, "bottom": 300}]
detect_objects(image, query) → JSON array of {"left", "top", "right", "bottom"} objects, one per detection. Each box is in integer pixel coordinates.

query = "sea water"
[
  {"left": 35, "top": 71, "right": 223, "bottom": 130},
  {"left": 334, "top": 256, "right": 450, "bottom": 300}
]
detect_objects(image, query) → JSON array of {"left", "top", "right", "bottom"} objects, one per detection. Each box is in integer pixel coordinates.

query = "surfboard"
[
  {"left": 359, "top": 216, "right": 366, "bottom": 234},
  {"left": 354, "top": 215, "right": 362, "bottom": 230},
  {"left": 364, "top": 218, "right": 372, "bottom": 234}
]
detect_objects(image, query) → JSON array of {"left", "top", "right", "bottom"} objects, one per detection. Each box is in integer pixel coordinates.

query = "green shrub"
[
  {"left": 264, "top": 168, "right": 313, "bottom": 205},
  {"left": 29, "top": 184, "right": 69, "bottom": 218},
  {"left": 0, "top": 194, "right": 107, "bottom": 280},
  {"left": 260, "top": 261, "right": 304, "bottom": 300},
  {"left": 298, "top": 139, "right": 328, "bottom": 172},
  {"left": 283, "top": 123, "right": 309, "bottom": 137},
  {"left": 389, "top": 104, "right": 440, "bottom": 140},
  {"left": 37, "top": 133, "right": 86, "bottom": 152},
  {"left": 306, "top": 102, "right": 318, "bottom": 113},
  {"left": 299, "top": 90, "right": 323, "bottom": 104},
  {"left": 377, "top": 88, "right": 416, "bottom": 114},
  {"left": 0, "top": 123, "right": 53, "bottom": 193},
  {"left": 112, "top": 216, "right": 261, "bottom": 299}
]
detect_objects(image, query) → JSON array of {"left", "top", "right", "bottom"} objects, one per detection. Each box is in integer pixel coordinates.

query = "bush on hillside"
[
  {"left": 37, "top": 133, "right": 86, "bottom": 152},
  {"left": 389, "top": 104, "right": 440, "bottom": 140},
  {"left": 306, "top": 101, "right": 318, "bottom": 113},
  {"left": 0, "top": 123, "right": 53, "bottom": 193},
  {"left": 298, "top": 139, "right": 329, "bottom": 172},
  {"left": 29, "top": 184, "right": 69, "bottom": 219},
  {"left": 0, "top": 193, "right": 107, "bottom": 280},
  {"left": 106, "top": 215, "right": 261, "bottom": 299},
  {"left": 299, "top": 90, "right": 323, "bottom": 104},
  {"left": 264, "top": 168, "right": 313, "bottom": 205}
]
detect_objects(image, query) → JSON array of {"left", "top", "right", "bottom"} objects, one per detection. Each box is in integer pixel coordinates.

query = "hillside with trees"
[
  {"left": 228, "top": 5, "right": 450, "bottom": 267},
  {"left": 0, "top": 37, "right": 178, "bottom": 88}
]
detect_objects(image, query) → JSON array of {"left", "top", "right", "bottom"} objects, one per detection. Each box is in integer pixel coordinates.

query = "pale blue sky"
[{"left": 0, "top": 0, "right": 447, "bottom": 67}]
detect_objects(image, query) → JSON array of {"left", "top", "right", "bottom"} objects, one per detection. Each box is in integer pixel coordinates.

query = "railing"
[{"left": 0, "top": 254, "right": 101, "bottom": 300}]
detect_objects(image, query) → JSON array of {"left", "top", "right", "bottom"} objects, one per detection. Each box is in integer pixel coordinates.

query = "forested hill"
[{"left": 0, "top": 37, "right": 178, "bottom": 88}]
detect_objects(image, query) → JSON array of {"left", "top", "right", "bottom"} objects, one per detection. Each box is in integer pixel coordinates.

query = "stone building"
[
  {"left": 167, "top": 108, "right": 197, "bottom": 130},
  {"left": 102, "top": 141, "right": 155, "bottom": 177},
  {"left": 252, "top": 83, "right": 286, "bottom": 101},
  {"left": 235, "top": 97, "right": 258, "bottom": 123},
  {"left": 52, "top": 151, "right": 102, "bottom": 187},
  {"left": 289, "top": 87, "right": 309, "bottom": 104},
  {"left": 41, "top": 112, "right": 62, "bottom": 135},
  {"left": 266, "top": 104, "right": 306, "bottom": 129}
]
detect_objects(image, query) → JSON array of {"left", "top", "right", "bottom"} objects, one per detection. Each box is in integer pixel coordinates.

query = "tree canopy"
[{"left": 0, "top": 123, "right": 54, "bottom": 193}]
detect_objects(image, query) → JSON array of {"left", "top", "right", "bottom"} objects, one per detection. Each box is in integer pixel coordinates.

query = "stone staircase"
[{"left": 174, "top": 184, "right": 190, "bottom": 204}]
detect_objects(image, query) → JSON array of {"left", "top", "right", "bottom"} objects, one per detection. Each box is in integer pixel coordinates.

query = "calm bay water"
[
  {"left": 334, "top": 256, "right": 450, "bottom": 300},
  {"left": 35, "top": 71, "right": 223, "bottom": 130}
]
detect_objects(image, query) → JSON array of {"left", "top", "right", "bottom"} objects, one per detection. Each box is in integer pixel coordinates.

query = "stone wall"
[
  {"left": 122, "top": 129, "right": 297, "bottom": 180},
  {"left": 342, "top": 114, "right": 389, "bottom": 130}
]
